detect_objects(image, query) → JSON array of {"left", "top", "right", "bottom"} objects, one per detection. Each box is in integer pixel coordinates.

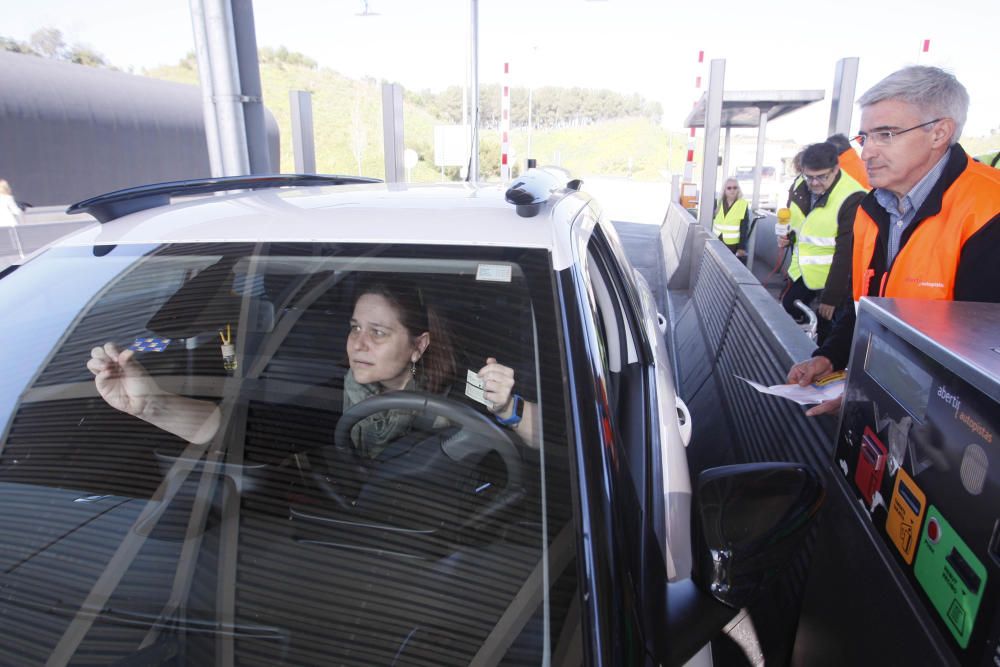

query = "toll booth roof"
[{"left": 684, "top": 89, "right": 825, "bottom": 128}]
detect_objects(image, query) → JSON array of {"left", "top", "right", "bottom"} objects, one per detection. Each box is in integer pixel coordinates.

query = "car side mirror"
[
  {"left": 693, "top": 462, "right": 825, "bottom": 609},
  {"left": 663, "top": 462, "right": 825, "bottom": 666}
]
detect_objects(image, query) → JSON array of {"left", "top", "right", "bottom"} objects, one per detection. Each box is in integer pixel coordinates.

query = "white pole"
[
  {"left": 203, "top": 0, "right": 250, "bottom": 176},
  {"left": 188, "top": 0, "right": 224, "bottom": 177},
  {"left": 469, "top": 0, "right": 479, "bottom": 182},
  {"left": 527, "top": 87, "right": 533, "bottom": 162}
]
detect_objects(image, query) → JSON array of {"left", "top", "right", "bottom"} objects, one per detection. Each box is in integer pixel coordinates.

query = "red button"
[{"left": 927, "top": 517, "right": 940, "bottom": 543}]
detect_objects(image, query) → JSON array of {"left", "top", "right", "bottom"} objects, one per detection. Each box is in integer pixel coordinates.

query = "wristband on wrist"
[{"left": 495, "top": 393, "right": 523, "bottom": 428}]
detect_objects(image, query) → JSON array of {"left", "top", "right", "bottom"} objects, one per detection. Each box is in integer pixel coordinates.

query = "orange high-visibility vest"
[
  {"left": 852, "top": 155, "right": 1000, "bottom": 300},
  {"left": 838, "top": 148, "right": 870, "bottom": 190}
]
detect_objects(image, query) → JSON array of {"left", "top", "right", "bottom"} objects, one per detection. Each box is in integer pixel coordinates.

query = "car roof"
[{"left": 51, "top": 181, "right": 591, "bottom": 270}]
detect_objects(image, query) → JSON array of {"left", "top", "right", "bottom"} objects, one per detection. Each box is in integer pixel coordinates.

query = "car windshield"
[{"left": 0, "top": 242, "right": 577, "bottom": 665}]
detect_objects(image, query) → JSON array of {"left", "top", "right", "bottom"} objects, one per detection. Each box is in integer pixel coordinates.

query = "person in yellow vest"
[
  {"left": 974, "top": 150, "right": 1000, "bottom": 168},
  {"left": 779, "top": 142, "right": 866, "bottom": 343},
  {"left": 788, "top": 66, "right": 1000, "bottom": 416},
  {"left": 712, "top": 178, "right": 750, "bottom": 259}
]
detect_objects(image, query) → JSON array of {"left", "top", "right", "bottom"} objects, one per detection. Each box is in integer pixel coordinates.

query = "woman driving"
[{"left": 86, "top": 276, "right": 537, "bottom": 450}]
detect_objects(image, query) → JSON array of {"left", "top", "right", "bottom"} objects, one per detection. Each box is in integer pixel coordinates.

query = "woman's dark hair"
[{"left": 354, "top": 276, "right": 457, "bottom": 394}]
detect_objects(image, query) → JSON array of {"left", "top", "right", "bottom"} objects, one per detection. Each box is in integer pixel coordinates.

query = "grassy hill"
[
  {"left": 147, "top": 55, "right": 691, "bottom": 183},
  {"left": 151, "top": 52, "right": 1000, "bottom": 183}
]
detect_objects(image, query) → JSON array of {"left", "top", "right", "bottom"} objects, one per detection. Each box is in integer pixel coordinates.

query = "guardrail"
[
  {"left": 659, "top": 202, "right": 836, "bottom": 468},
  {"left": 658, "top": 201, "right": 836, "bottom": 665}
]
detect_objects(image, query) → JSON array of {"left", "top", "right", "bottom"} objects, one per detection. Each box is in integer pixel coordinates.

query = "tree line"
[
  {"left": 407, "top": 85, "right": 663, "bottom": 128},
  {"left": 5, "top": 30, "right": 662, "bottom": 130},
  {"left": 1, "top": 28, "right": 110, "bottom": 67}
]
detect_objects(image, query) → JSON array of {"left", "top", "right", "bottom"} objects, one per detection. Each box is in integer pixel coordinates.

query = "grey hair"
[
  {"left": 722, "top": 178, "right": 742, "bottom": 201},
  {"left": 857, "top": 66, "right": 969, "bottom": 144}
]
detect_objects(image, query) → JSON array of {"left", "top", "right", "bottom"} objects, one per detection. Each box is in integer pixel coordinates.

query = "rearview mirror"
[{"left": 693, "top": 462, "right": 825, "bottom": 609}]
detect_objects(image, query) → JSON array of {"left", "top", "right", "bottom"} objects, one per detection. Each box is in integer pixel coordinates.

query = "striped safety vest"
[
  {"left": 974, "top": 151, "right": 1000, "bottom": 169},
  {"left": 788, "top": 172, "right": 865, "bottom": 289},
  {"left": 712, "top": 198, "right": 747, "bottom": 246}
]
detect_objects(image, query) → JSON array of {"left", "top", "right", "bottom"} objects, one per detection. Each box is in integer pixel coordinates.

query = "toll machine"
[{"left": 792, "top": 298, "right": 1000, "bottom": 666}]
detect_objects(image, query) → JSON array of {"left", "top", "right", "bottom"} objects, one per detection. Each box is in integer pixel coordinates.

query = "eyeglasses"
[
  {"left": 852, "top": 118, "right": 942, "bottom": 147},
  {"left": 801, "top": 169, "right": 836, "bottom": 183},
  {"left": 725, "top": 186, "right": 739, "bottom": 190}
]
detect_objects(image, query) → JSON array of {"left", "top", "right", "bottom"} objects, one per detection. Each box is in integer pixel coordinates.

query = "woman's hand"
[
  {"left": 86, "top": 342, "right": 221, "bottom": 444},
  {"left": 87, "top": 342, "right": 159, "bottom": 417},
  {"left": 477, "top": 357, "right": 516, "bottom": 417}
]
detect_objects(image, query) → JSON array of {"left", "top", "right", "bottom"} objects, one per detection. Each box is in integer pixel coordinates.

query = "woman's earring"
[{"left": 410, "top": 361, "right": 417, "bottom": 377}]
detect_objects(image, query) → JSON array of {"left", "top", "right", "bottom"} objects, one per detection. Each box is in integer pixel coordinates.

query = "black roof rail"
[{"left": 66, "top": 174, "right": 383, "bottom": 223}]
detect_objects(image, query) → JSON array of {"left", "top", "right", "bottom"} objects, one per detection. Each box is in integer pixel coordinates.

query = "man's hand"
[
  {"left": 806, "top": 394, "right": 843, "bottom": 417},
  {"left": 777, "top": 236, "right": 790, "bottom": 248},
  {"left": 735, "top": 248, "right": 747, "bottom": 258},
  {"left": 787, "top": 355, "right": 833, "bottom": 386},
  {"left": 817, "top": 303, "right": 835, "bottom": 320},
  {"left": 787, "top": 355, "right": 844, "bottom": 417}
]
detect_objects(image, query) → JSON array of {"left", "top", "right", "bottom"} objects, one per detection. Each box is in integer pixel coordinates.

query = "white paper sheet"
[{"left": 736, "top": 371, "right": 846, "bottom": 406}]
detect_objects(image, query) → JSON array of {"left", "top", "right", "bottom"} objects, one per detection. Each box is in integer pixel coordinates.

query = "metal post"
[
  {"left": 188, "top": 0, "right": 224, "bottom": 177},
  {"left": 231, "top": 0, "right": 269, "bottom": 174},
  {"left": 203, "top": 0, "right": 250, "bottom": 176},
  {"left": 469, "top": 0, "right": 479, "bottom": 182},
  {"left": 670, "top": 174, "right": 681, "bottom": 204},
  {"left": 382, "top": 82, "right": 404, "bottom": 183},
  {"left": 828, "top": 57, "right": 860, "bottom": 138},
  {"left": 290, "top": 91, "right": 316, "bottom": 173},
  {"left": 745, "top": 108, "right": 769, "bottom": 271},
  {"left": 527, "top": 87, "right": 533, "bottom": 166},
  {"left": 697, "top": 59, "right": 725, "bottom": 232},
  {"left": 721, "top": 127, "right": 732, "bottom": 181}
]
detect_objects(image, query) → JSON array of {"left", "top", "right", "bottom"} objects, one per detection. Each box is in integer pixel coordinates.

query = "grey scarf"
[{"left": 344, "top": 370, "right": 435, "bottom": 459}]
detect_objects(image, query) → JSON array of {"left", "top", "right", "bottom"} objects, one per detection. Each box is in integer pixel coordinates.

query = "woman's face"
[
  {"left": 347, "top": 293, "right": 428, "bottom": 390},
  {"left": 724, "top": 181, "right": 739, "bottom": 203}
]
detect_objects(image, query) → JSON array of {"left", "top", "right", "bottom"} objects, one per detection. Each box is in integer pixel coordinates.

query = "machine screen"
[{"left": 864, "top": 333, "right": 933, "bottom": 421}]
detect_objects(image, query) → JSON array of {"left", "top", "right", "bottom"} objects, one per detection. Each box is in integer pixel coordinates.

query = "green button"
[{"left": 913, "top": 506, "right": 987, "bottom": 649}]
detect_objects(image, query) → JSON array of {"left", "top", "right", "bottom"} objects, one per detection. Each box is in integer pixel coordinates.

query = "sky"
[{"left": 4, "top": 0, "right": 999, "bottom": 146}]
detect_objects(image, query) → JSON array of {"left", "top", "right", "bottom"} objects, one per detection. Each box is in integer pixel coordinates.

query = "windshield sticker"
[
  {"left": 475, "top": 264, "right": 512, "bottom": 283},
  {"left": 129, "top": 337, "right": 171, "bottom": 353}
]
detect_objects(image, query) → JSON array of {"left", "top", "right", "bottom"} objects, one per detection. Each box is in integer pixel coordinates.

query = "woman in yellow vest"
[{"left": 713, "top": 178, "right": 750, "bottom": 259}]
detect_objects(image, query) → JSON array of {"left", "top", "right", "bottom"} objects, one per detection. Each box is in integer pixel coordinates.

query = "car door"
[{"left": 559, "top": 201, "right": 696, "bottom": 664}]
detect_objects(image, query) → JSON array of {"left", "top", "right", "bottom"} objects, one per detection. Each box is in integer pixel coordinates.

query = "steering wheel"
[{"left": 331, "top": 390, "right": 525, "bottom": 529}]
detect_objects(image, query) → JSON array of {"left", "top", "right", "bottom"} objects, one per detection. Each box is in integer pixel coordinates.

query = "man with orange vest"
[
  {"left": 827, "top": 133, "right": 871, "bottom": 190},
  {"left": 788, "top": 66, "right": 1000, "bottom": 416}
]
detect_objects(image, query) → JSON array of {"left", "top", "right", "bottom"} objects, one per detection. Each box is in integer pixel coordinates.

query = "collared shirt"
[{"left": 874, "top": 148, "right": 951, "bottom": 266}]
